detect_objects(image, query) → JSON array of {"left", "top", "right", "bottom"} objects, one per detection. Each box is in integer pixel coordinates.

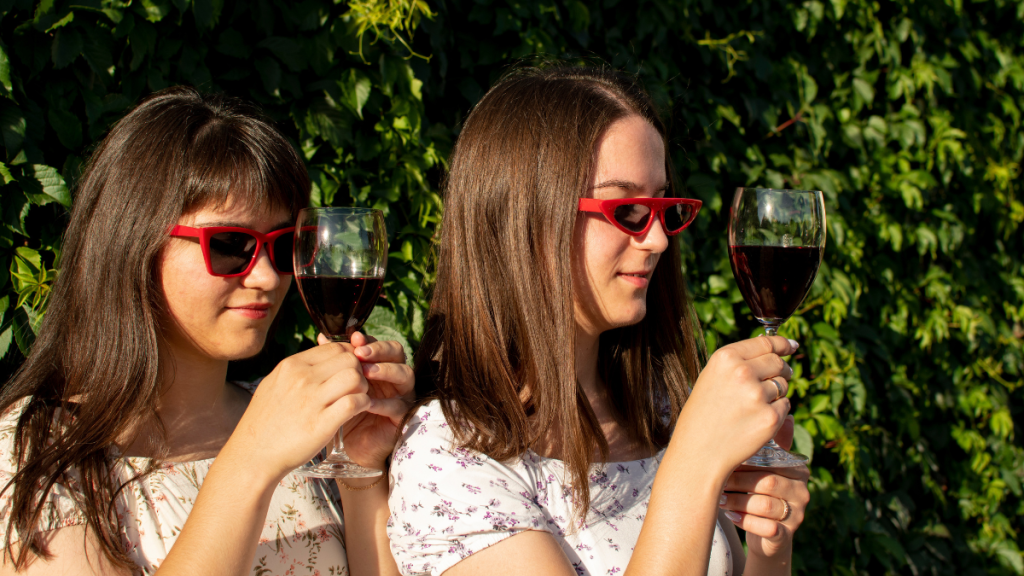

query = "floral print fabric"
[
  {"left": 387, "top": 401, "right": 732, "bottom": 576},
  {"left": 0, "top": 383, "right": 349, "bottom": 576}
]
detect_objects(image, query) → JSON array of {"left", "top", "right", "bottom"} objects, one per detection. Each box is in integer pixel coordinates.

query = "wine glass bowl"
[
  {"left": 728, "top": 188, "right": 826, "bottom": 467},
  {"left": 292, "top": 207, "right": 387, "bottom": 478},
  {"left": 293, "top": 209, "right": 387, "bottom": 342}
]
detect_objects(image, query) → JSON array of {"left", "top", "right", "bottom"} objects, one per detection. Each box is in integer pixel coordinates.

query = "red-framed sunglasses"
[
  {"left": 578, "top": 197, "right": 702, "bottom": 236},
  {"left": 168, "top": 225, "right": 295, "bottom": 277}
]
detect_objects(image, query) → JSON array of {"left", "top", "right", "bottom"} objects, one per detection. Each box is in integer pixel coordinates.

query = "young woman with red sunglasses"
[
  {"left": 387, "top": 67, "right": 811, "bottom": 576},
  {"left": 0, "top": 87, "right": 411, "bottom": 576}
]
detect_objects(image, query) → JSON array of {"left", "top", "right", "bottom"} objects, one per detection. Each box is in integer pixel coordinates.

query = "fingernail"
[
  {"left": 363, "top": 363, "right": 380, "bottom": 375},
  {"left": 787, "top": 339, "right": 800, "bottom": 350},
  {"left": 723, "top": 510, "right": 742, "bottom": 523},
  {"left": 719, "top": 495, "right": 727, "bottom": 506},
  {"left": 356, "top": 346, "right": 372, "bottom": 357}
]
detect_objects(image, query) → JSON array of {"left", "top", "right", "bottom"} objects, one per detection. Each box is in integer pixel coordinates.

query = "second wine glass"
[{"left": 293, "top": 207, "right": 387, "bottom": 478}]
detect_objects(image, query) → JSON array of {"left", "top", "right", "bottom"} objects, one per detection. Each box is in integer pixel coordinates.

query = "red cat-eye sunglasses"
[
  {"left": 169, "top": 225, "right": 295, "bottom": 277},
  {"left": 577, "top": 197, "right": 702, "bottom": 236}
]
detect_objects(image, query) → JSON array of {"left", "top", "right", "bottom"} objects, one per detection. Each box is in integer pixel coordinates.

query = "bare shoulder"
[
  {"left": 0, "top": 525, "right": 132, "bottom": 576},
  {"left": 441, "top": 530, "right": 577, "bottom": 576}
]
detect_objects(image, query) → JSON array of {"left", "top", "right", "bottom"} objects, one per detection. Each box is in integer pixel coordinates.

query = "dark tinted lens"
[
  {"left": 612, "top": 204, "right": 653, "bottom": 233},
  {"left": 663, "top": 203, "right": 695, "bottom": 233},
  {"left": 208, "top": 232, "right": 258, "bottom": 275},
  {"left": 270, "top": 231, "right": 295, "bottom": 274}
]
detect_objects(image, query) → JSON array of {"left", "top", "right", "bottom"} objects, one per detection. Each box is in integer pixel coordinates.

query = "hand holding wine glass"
[
  {"left": 317, "top": 331, "right": 415, "bottom": 469},
  {"left": 728, "top": 187, "right": 826, "bottom": 467},
  {"left": 293, "top": 207, "right": 388, "bottom": 478}
]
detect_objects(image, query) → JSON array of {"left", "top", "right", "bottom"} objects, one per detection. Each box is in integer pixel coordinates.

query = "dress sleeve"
[
  {"left": 387, "top": 404, "right": 552, "bottom": 576},
  {"left": 0, "top": 401, "right": 86, "bottom": 544}
]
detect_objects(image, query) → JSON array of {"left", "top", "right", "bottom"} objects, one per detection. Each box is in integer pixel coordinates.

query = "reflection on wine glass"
[
  {"left": 728, "top": 187, "right": 826, "bottom": 467},
  {"left": 292, "top": 207, "right": 387, "bottom": 478}
]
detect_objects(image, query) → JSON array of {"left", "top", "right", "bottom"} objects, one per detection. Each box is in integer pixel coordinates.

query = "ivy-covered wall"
[{"left": 0, "top": 0, "right": 1022, "bottom": 574}]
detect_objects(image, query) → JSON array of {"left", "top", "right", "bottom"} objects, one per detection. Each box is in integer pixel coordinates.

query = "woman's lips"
[
  {"left": 618, "top": 272, "right": 650, "bottom": 288},
  {"left": 229, "top": 304, "right": 272, "bottom": 319}
]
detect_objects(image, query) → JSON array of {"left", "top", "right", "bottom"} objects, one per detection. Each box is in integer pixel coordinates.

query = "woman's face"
[
  {"left": 159, "top": 198, "right": 293, "bottom": 362},
  {"left": 573, "top": 115, "right": 670, "bottom": 337}
]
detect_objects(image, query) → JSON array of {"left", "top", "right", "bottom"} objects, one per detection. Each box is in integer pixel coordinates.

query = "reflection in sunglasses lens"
[
  {"left": 209, "top": 232, "right": 258, "bottom": 275},
  {"left": 663, "top": 204, "right": 692, "bottom": 232},
  {"left": 613, "top": 204, "right": 652, "bottom": 232}
]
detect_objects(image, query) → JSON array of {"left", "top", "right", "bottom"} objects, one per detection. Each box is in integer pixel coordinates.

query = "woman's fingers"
[
  {"left": 363, "top": 361, "right": 415, "bottom": 397},
  {"left": 365, "top": 396, "right": 414, "bottom": 424},
  {"left": 722, "top": 493, "right": 790, "bottom": 522},
  {"left": 720, "top": 509, "right": 786, "bottom": 541},
  {"left": 324, "top": 392, "right": 374, "bottom": 426},
  {"left": 726, "top": 467, "right": 810, "bottom": 494},
  {"left": 723, "top": 335, "right": 799, "bottom": 360},
  {"left": 745, "top": 352, "right": 794, "bottom": 382},
  {"left": 353, "top": 337, "right": 406, "bottom": 365}
]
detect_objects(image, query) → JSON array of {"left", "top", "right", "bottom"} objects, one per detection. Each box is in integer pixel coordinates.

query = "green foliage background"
[{"left": 0, "top": 0, "right": 1022, "bottom": 573}]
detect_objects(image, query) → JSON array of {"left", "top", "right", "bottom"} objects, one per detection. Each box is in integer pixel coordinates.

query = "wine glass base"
[
  {"left": 742, "top": 444, "right": 809, "bottom": 468},
  {"left": 294, "top": 461, "right": 383, "bottom": 478}
]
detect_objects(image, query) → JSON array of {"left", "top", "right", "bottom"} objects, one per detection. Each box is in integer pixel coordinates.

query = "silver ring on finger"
[
  {"left": 779, "top": 498, "right": 791, "bottom": 522},
  {"left": 769, "top": 378, "right": 785, "bottom": 402}
]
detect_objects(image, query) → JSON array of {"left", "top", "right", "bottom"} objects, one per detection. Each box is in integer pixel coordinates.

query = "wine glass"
[
  {"left": 292, "top": 207, "right": 388, "bottom": 478},
  {"left": 728, "top": 187, "right": 826, "bottom": 467}
]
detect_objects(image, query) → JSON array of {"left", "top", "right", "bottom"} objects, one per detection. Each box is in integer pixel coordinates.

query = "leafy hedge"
[{"left": 0, "top": 0, "right": 1022, "bottom": 574}]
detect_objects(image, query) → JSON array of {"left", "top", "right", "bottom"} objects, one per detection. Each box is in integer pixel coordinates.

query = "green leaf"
[
  {"left": 258, "top": 37, "right": 305, "bottom": 72},
  {"left": 11, "top": 305, "right": 34, "bottom": 355},
  {"left": 192, "top": 0, "right": 223, "bottom": 30},
  {"left": 0, "top": 161, "right": 12, "bottom": 185},
  {"left": 852, "top": 77, "right": 875, "bottom": 106},
  {"left": 18, "top": 164, "right": 71, "bottom": 208},
  {"left": 0, "top": 102, "right": 25, "bottom": 158},
  {"left": 792, "top": 422, "right": 814, "bottom": 462},
  {"left": 137, "top": 0, "right": 172, "bottom": 23},
  {"left": 0, "top": 325, "right": 12, "bottom": 361},
  {"left": 3, "top": 191, "right": 30, "bottom": 236},
  {"left": 47, "top": 108, "right": 82, "bottom": 150},
  {"left": 51, "top": 27, "right": 83, "bottom": 69},
  {"left": 339, "top": 69, "right": 372, "bottom": 120},
  {"left": 81, "top": 25, "right": 114, "bottom": 77},
  {"left": 45, "top": 10, "right": 73, "bottom": 32},
  {"left": 0, "top": 45, "right": 12, "bottom": 98},
  {"left": 255, "top": 56, "right": 281, "bottom": 97}
]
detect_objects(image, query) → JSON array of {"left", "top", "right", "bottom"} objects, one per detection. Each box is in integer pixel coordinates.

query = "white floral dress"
[
  {"left": 387, "top": 401, "right": 732, "bottom": 576},
  {"left": 0, "top": 383, "right": 349, "bottom": 576}
]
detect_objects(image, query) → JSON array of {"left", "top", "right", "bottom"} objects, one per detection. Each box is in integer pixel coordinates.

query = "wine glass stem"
[
  {"left": 763, "top": 324, "right": 780, "bottom": 337},
  {"left": 325, "top": 428, "right": 349, "bottom": 462}
]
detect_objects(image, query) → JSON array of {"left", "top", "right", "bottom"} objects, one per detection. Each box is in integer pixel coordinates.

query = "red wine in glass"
[
  {"left": 296, "top": 276, "right": 384, "bottom": 341},
  {"left": 728, "top": 187, "right": 826, "bottom": 467},
  {"left": 292, "top": 207, "right": 388, "bottom": 478},
  {"left": 728, "top": 245, "right": 823, "bottom": 328}
]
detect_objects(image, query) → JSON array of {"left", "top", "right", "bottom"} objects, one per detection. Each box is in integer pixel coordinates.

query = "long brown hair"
[
  {"left": 415, "top": 66, "right": 703, "bottom": 521},
  {"left": 0, "top": 86, "right": 310, "bottom": 569}
]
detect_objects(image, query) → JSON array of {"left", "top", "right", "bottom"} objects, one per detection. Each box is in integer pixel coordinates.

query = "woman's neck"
[
  {"left": 122, "top": 340, "right": 246, "bottom": 461},
  {"left": 575, "top": 327, "right": 602, "bottom": 400}
]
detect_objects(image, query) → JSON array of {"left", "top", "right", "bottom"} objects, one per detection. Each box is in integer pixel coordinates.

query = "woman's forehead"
[{"left": 180, "top": 195, "right": 292, "bottom": 226}]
